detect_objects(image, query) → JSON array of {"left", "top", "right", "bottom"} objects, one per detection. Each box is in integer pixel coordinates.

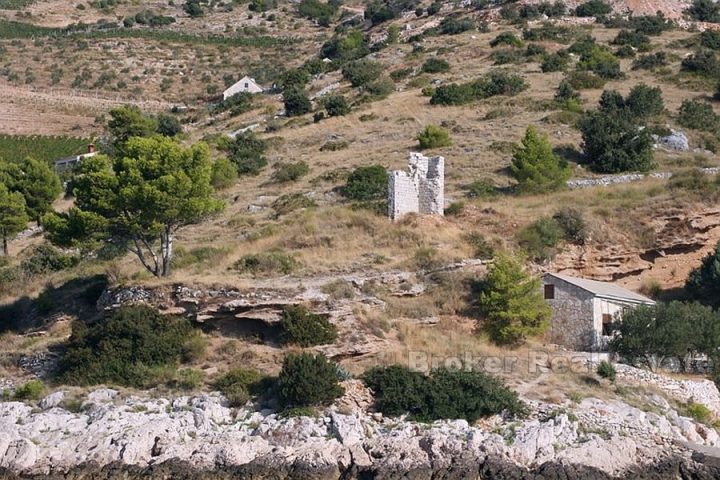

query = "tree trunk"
[
  {"left": 161, "top": 228, "right": 173, "bottom": 277},
  {"left": 1, "top": 233, "right": 7, "bottom": 257}
]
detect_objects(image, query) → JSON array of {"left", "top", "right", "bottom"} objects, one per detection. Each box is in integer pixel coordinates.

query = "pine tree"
[
  {"left": 510, "top": 126, "right": 571, "bottom": 194},
  {"left": 0, "top": 183, "right": 29, "bottom": 256},
  {"left": 479, "top": 253, "right": 551, "bottom": 345}
]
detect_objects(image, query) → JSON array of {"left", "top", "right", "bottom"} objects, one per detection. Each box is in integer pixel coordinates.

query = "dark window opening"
[
  {"left": 602, "top": 314, "right": 613, "bottom": 336},
  {"left": 544, "top": 284, "right": 555, "bottom": 300}
]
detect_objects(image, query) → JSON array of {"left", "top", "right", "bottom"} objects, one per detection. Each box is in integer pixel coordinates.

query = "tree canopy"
[
  {"left": 44, "top": 136, "right": 223, "bottom": 277},
  {"left": 686, "top": 241, "right": 720, "bottom": 308},
  {"left": 0, "top": 183, "right": 28, "bottom": 256},
  {"left": 0, "top": 157, "right": 62, "bottom": 222},
  {"left": 479, "top": 253, "right": 551, "bottom": 345},
  {"left": 510, "top": 125, "right": 571, "bottom": 194}
]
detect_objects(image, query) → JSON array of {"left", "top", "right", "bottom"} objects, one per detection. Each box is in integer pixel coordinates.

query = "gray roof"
[{"left": 545, "top": 272, "right": 655, "bottom": 305}]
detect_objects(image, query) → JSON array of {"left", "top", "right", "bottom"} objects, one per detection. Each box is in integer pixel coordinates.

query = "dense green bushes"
[
  {"left": 214, "top": 368, "right": 269, "bottom": 407},
  {"left": 227, "top": 132, "right": 268, "bottom": 175},
  {"left": 678, "top": 100, "right": 720, "bottom": 132},
  {"left": 343, "top": 165, "right": 388, "bottom": 201},
  {"left": 596, "top": 361, "right": 616, "bottom": 381},
  {"left": 362, "top": 365, "right": 526, "bottom": 422},
  {"left": 278, "top": 353, "right": 344, "bottom": 407},
  {"left": 686, "top": 0, "right": 720, "bottom": 23},
  {"left": 342, "top": 59, "right": 384, "bottom": 87},
  {"left": 417, "top": 124, "right": 452, "bottom": 149},
  {"left": 681, "top": 50, "right": 720, "bottom": 77},
  {"left": 686, "top": 241, "right": 720, "bottom": 308},
  {"left": 280, "top": 305, "right": 338, "bottom": 347},
  {"left": 233, "top": 251, "right": 299, "bottom": 275},
  {"left": 430, "top": 71, "right": 527, "bottom": 106},
  {"left": 575, "top": 0, "right": 611, "bottom": 17},
  {"left": 57, "top": 305, "right": 204, "bottom": 387},
  {"left": 609, "top": 301, "right": 720, "bottom": 370},
  {"left": 517, "top": 217, "right": 563, "bottom": 262},
  {"left": 284, "top": 89, "right": 312, "bottom": 117},
  {"left": 421, "top": 58, "right": 450, "bottom": 73}
]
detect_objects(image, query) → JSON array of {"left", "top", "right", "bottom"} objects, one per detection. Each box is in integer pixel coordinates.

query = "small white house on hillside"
[
  {"left": 542, "top": 272, "right": 655, "bottom": 351},
  {"left": 223, "top": 76, "right": 264, "bottom": 100}
]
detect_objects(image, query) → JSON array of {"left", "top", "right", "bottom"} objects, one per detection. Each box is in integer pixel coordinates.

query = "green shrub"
[
  {"left": 612, "top": 30, "right": 650, "bottom": 51},
  {"left": 686, "top": 402, "right": 713, "bottom": 423},
  {"left": 464, "top": 232, "right": 495, "bottom": 259},
  {"left": 214, "top": 368, "right": 268, "bottom": 407},
  {"left": 678, "top": 99, "right": 720, "bottom": 132},
  {"left": 277, "top": 353, "right": 344, "bottom": 408},
  {"left": 417, "top": 124, "right": 452, "bottom": 149},
  {"left": 365, "top": 78, "right": 395, "bottom": 98},
  {"left": 323, "top": 95, "right": 351, "bottom": 116},
  {"left": 464, "top": 179, "right": 498, "bottom": 198},
  {"left": 342, "top": 59, "right": 384, "bottom": 87},
  {"left": 320, "top": 139, "right": 350, "bottom": 151},
  {"left": 553, "top": 207, "right": 588, "bottom": 244},
  {"left": 522, "top": 24, "right": 574, "bottom": 43},
  {"left": 700, "top": 30, "right": 720, "bottom": 50},
  {"left": 517, "top": 217, "right": 563, "bottom": 262},
  {"left": 686, "top": 241, "right": 720, "bottom": 308},
  {"left": 19, "top": 244, "right": 79, "bottom": 276},
  {"left": 490, "top": 31, "right": 523, "bottom": 48},
  {"left": 632, "top": 52, "right": 668, "bottom": 70},
  {"left": 362, "top": 365, "right": 526, "bottom": 422},
  {"left": 596, "top": 361, "right": 616, "bottom": 382},
  {"left": 430, "top": 71, "right": 527, "bottom": 106},
  {"left": 492, "top": 49, "right": 525, "bottom": 65},
  {"left": 625, "top": 83, "right": 664, "bottom": 119},
  {"left": 172, "top": 246, "right": 228, "bottom": 270},
  {"left": 232, "top": 250, "right": 299, "bottom": 275},
  {"left": 343, "top": 165, "right": 388, "bottom": 201},
  {"left": 211, "top": 157, "right": 238, "bottom": 189},
  {"left": 272, "top": 161, "right": 309, "bottom": 183},
  {"left": 566, "top": 71, "right": 606, "bottom": 89},
  {"left": 284, "top": 88, "right": 311, "bottom": 117},
  {"left": 541, "top": 52, "right": 569, "bottom": 72},
  {"left": 444, "top": 201, "right": 464, "bottom": 216},
  {"left": 681, "top": 50, "right": 720, "bottom": 77},
  {"left": 686, "top": 0, "right": 720, "bottom": 23},
  {"left": 280, "top": 305, "right": 338, "bottom": 347},
  {"left": 577, "top": 45, "right": 622, "bottom": 79},
  {"left": 57, "top": 305, "right": 198, "bottom": 387},
  {"left": 439, "top": 17, "right": 475, "bottom": 35},
  {"left": 14, "top": 380, "right": 45, "bottom": 401},
  {"left": 173, "top": 369, "right": 205, "bottom": 391},
  {"left": 272, "top": 193, "right": 317, "bottom": 216},
  {"left": 228, "top": 131, "right": 268, "bottom": 176},
  {"left": 421, "top": 57, "right": 450, "bottom": 73},
  {"left": 575, "top": 0, "right": 611, "bottom": 17}
]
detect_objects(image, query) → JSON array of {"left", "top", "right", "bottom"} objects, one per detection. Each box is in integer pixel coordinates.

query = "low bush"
[
  {"left": 686, "top": 402, "right": 712, "bottom": 423},
  {"left": 14, "top": 380, "right": 45, "bottom": 400},
  {"left": 323, "top": 95, "right": 351, "bottom": 116},
  {"left": 596, "top": 360, "right": 616, "bottom": 382},
  {"left": 280, "top": 305, "right": 338, "bottom": 347},
  {"left": 522, "top": 24, "right": 575, "bottom": 43},
  {"left": 277, "top": 353, "right": 344, "bottom": 408},
  {"left": 686, "top": 0, "right": 720, "bottom": 23},
  {"left": 362, "top": 365, "right": 526, "bottom": 422},
  {"left": 284, "top": 88, "right": 311, "bottom": 117},
  {"left": 19, "top": 244, "right": 79, "bottom": 276},
  {"left": 668, "top": 169, "right": 719, "bottom": 194},
  {"left": 430, "top": 71, "right": 527, "bottom": 106},
  {"left": 173, "top": 369, "right": 205, "bottom": 391},
  {"left": 566, "top": 71, "right": 606, "bottom": 89},
  {"left": 211, "top": 157, "right": 238, "bottom": 189},
  {"left": 214, "top": 368, "right": 268, "bottom": 407},
  {"left": 577, "top": 45, "right": 622, "bottom": 79},
  {"left": 612, "top": 30, "right": 650, "bottom": 51},
  {"left": 575, "top": 0, "right": 611, "bottom": 17},
  {"left": 632, "top": 52, "right": 668, "bottom": 70},
  {"left": 421, "top": 57, "right": 450, "bottom": 73},
  {"left": 681, "top": 50, "right": 720, "bottom": 77},
  {"left": 678, "top": 99, "right": 720, "bottom": 132},
  {"left": 541, "top": 52, "right": 569, "bottom": 72},
  {"left": 464, "top": 179, "right": 498, "bottom": 198},
  {"left": 57, "top": 305, "right": 201, "bottom": 388},
  {"left": 272, "top": 193, "right": 317, "bottom": 216},
  {"left": 490, "top": 31, "right": 523, "bottom": 48},
  {"left": 417, "top": 124, "right": 452, "bottom": 149},
  {"left": 492, "top": 49, "right": 525, "bottom": 65},
  {"left": 553, "top": 207, "right": 588, "bottom": 244},
  {"left": 464, "top": 232, "right": 495, "bottom": 259},
  {"left": 517, "top": 217, "right": 563, "bottom": 262},
  {"left": 228, "top": 131, "right": 268, "bottom": 176},
  {"left": 342, "top": 59, "right": 384, "bottom": 88},
  {"left": 343, "top": 165, "right": 388, "bottom": 201},
  {"left": 439, "top": 17, "right": 475, "bottom": 35},
  {"left": 232, "top": 251, "right": 299, "bottom": 276},
  {"left": 272, "top": 161, "right": 309, "bottom": 183},
  {"left": 700, "top": 30, "right": 720, "bottom": 50}
]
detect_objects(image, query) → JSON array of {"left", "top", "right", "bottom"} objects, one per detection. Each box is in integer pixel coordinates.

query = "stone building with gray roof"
[{"left": 542, "top": 272, "right": 655, "bottom": 351}]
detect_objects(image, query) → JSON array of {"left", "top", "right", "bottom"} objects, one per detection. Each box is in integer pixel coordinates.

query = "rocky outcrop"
[
  {"left": 2, "top": 375, "right": 720, "bottom": 479},
  {"left": 552, "top": 208, "right": 720, "bottom": 283}
]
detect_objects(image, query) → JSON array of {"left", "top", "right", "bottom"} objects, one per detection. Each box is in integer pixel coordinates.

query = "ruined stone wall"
[
  {"left": 389, "top": 153, "right": 444, "bottom": 221},
  {"left": 544, "top": 277, "right": 596, "bottom": 351}
]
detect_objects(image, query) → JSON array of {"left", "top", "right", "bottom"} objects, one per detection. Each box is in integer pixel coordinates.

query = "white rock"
[{"left": 39, "top": 391, "right": 65, "bottom": 410}]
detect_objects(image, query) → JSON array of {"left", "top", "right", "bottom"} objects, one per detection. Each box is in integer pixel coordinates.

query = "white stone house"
[
  {"left": 542, "top": 273, "right": 655, "bottom": 351},
  {"left": 222, "top": 76, "right": 264, "bottom": 100}
]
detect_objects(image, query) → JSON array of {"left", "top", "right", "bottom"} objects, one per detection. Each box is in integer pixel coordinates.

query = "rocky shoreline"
[
  {"left": 1, "top": 454, "right": 720, "bottom": 480},
  {"left": 3, "top": 370, "right": 720, "bottom": 480}
]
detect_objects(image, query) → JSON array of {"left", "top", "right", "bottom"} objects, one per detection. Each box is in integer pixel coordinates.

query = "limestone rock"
[{"left": 39, "top": 391, "right": 65, "bottom": 410}]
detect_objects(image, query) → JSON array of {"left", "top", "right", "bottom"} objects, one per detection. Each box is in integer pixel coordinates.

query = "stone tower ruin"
[{"left": 388, "top": 152, "right": 444, "bottom": 221}]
